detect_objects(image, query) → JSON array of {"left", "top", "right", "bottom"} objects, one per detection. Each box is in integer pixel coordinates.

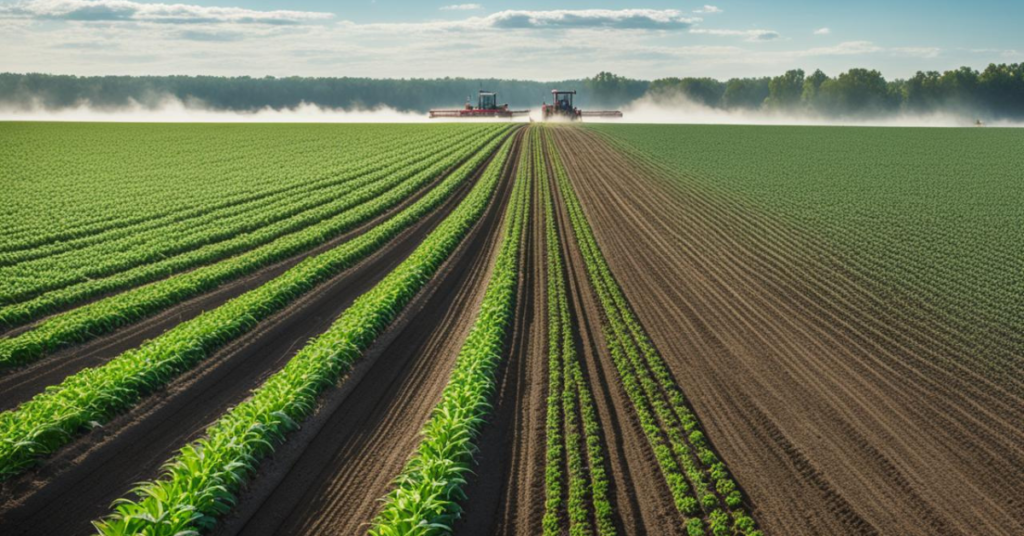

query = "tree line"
[
  {"left": 649, "top": 63, "right": 1024, "bottom": 118},
  {"left": 1, "top": 65, "right": 1021, "bottom": 118}
]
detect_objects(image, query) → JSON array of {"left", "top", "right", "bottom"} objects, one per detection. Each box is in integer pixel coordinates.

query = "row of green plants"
[
  {"left": 1, "top": 124, "right": 490, "bottom": 253},
  {"left": 0, "top": 130, "right": 514, "bottom": 481},
  {"left": 546, "top": 128, "right": 759, "bottom": 536},
  {"left": 90, "top": 127, "right": 520, "bottom": 536},
  {"left": 0, "top": 126, "right": 482, "bottom": 268},
  {"left": 538, "top": 129, "right": 616, "bottom": 536},
  {"left": 0, "top": 126, "right": 505, "bottom": 316},
  {"left": 368, "top": 129, "right": 531, "bottom": 536},
  {"left": 0, "top": 130, "right": 510, "bottom": 369}
]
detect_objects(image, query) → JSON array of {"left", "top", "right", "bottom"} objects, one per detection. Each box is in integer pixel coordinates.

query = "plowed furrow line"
[
  {"left": 591, "top": 130, "right": 1023, "bottom": 394},
  {"left": 565, "top": 129, "right": 1024, "bottom": 511},
  {"left": 553, "top": 127, "right": 1024, "bottom": 534},
  {"left": 557, "top": 135, "right": 1022, "bottom": 514},
  {"left": 549, "top": 147, "right": 684, "bottom": 536},
  {"left": 565, "top": 127, "right": 1021, "bottom": 417},
  {"left": 556, "top": 129, "right": 1024, "bottom": 472},
  {"left": 565, "top": 129, "right": 1024, "bottom": 528},
  {"left": 547, "top": 129, "right": 760, "bottom": 536}
]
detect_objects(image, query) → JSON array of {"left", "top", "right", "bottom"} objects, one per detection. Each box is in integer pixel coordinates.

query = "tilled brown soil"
[
  {"left": 0, "top": 158, "right": 471, "bottom": 411},
  {"left": 455, "top": 150, "right": 546, "bottom": 536},
  {"left": 552, "top": 126, "right": 1024, "bottom": 536},
  {"left": 548, "top": 148, "right": 687, "bottom": 536},
  {"left": 0, "top": 145, "right": 498, "bottom": 535},
  {"left": 215, "top": 129, "right": 524, "bottom": 536}
]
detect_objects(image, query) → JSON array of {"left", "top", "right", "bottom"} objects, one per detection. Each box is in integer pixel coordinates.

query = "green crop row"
[
  {"left": 547, "top": 129, "right": 759, "bottom": 536},
  {"left": 538, "top": 128, "right": 616, "bottom": 536},
  {"left": 0, "top": 126, "right": 506, "bottom": 321},
  {"left": 0, "top": 126, "right": 487, "bottom": 270},
  {"left": 0, "top": 130, "right": 514, "bottom": 481},
  {"left": 0, "top": 124, "right": 491, "bottom": 253},
  {"left": 368, "top": 129, "right": 531, "bottom": 536},
  {"left": 0, "top": 129, "right": 510, "bottom": 369},
  {"left": 90, "top": 131, "right": 520, "bottom": 536}
]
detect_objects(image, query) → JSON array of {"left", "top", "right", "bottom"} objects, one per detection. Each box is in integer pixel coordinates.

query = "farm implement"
[
  {"left": 541, "top": 89, "right": 623, "bottom": 121},
  {"left": 429, "top": 90, "right": 528, "bottom": 119}
]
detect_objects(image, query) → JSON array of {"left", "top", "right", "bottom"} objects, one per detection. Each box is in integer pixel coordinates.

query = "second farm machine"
[{"left": 541, "top": 90, "right": 623, "bottom": 121}]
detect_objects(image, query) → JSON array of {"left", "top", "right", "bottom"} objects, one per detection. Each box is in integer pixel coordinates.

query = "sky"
[{"left": 0, "top": 0, "right": 1020, "bottom": 81}]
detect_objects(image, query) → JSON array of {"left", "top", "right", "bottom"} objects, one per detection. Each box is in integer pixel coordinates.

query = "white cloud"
[
  {"left": 439, "top": 3, "right": 482, "bottom": 11},
  {"left": 966, "top": 48, "right": 1020, "bottom": 59},
  {"left": 692, "top": 4, "right": 724, "bottom": 14},
  {"left": 693, "top": 5, "right": 722, "bottom": 14},
  {"left": 813, "top": 27, "right": 830, "bottom": 35},
  {"left": 889, "top": 46, "right": 940, "bottom": 58},
  {"left": 0, "top": 0, "right": 333, "bottom": 25},
  {"left": 690, "top": 28, "right": 781, "bottom": 41},
  {"left": 798, "top": 40, "right": 882, "bottom": 56},
  {"left": 484, "top": 9, "right": 698, "bottom": 30}
]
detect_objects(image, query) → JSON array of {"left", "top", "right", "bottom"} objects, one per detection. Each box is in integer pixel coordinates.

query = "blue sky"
[{"left": 0, "top": 1, "right": 1020, "bottom": 80}]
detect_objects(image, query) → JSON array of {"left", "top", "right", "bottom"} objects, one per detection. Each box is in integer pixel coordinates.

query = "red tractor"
[
  {"left": 541, "top": 90, "right": 623, "bottom": 121},
  {"left": 429, "top": 90, "right": 528, "bottom": 119}
]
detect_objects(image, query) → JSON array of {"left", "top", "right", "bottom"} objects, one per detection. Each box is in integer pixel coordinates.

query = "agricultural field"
[{"left": 0, "top": 121, "right": 1021, "bottom": 536}]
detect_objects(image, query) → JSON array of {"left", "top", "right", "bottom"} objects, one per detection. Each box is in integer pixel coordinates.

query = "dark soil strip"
[
  {"left": 454, "top": 144, "right": 546, "bottom": 536},
  {"left": 547, "top": 140, "right": 685, "bottom": 536}
]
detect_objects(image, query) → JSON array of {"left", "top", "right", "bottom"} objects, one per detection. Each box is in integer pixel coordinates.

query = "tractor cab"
[
  {"left": 477, "top": 91, "right": 499, "bottom": 110},
  {"left": 553, "top": 90, "right": 575, "bottom": 112}
]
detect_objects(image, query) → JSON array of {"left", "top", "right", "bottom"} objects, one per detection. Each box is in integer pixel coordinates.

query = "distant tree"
[
  {"left": 816, "top": 68, "right": 895, "bottom": 115},
  {"left": 902, "top": 71, "right": 944, "bottom": 111},
  {"left": 722, "top": 77, "right": 771, "bottom": 109},
  {"left": 940, "top": 66, "right": 980, "bottom": 105},
  {"left": 978, "top": 63, "right": 1024, "bottom": 117},
  {"left": 647, "top": 76, "right": 726, "bottom": 107},
  {"left": 800, "top": 69, "right": 830, "bottom": 108},
  {"left": 765, "top": 69, "right": 805, "bottom": 109},
  {"left": 585, "top": 71, "right": 649, "bottom": 107}
]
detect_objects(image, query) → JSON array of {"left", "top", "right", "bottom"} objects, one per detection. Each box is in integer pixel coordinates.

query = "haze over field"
[{"left": 3, "top": 94, "right": 1018, "bottom": 127}]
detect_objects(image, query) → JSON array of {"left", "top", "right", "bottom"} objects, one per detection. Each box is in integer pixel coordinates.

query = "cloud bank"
[
  {"left": 440, "top": 4, "right": 482, "bottom": 11},
  {"left": 693, "top": 5, "right": 722, "bottom": 15},
  {"left": 485, "top": 9, "right": 697, "bottom": 30},
  {"left": 0, "top": 2, "right": 982, "bottom": 81},
  {"left": 1, "top": 0, "right": 333, "bottom": 25}
]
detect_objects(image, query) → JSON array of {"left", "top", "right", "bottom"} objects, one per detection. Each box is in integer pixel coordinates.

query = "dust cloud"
[
  {"left": 585, "top": 93, "right": 1024, "bottom": 128},
  {"left": 3, "top": 94, "right": 1021, "bottom": 127}
]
